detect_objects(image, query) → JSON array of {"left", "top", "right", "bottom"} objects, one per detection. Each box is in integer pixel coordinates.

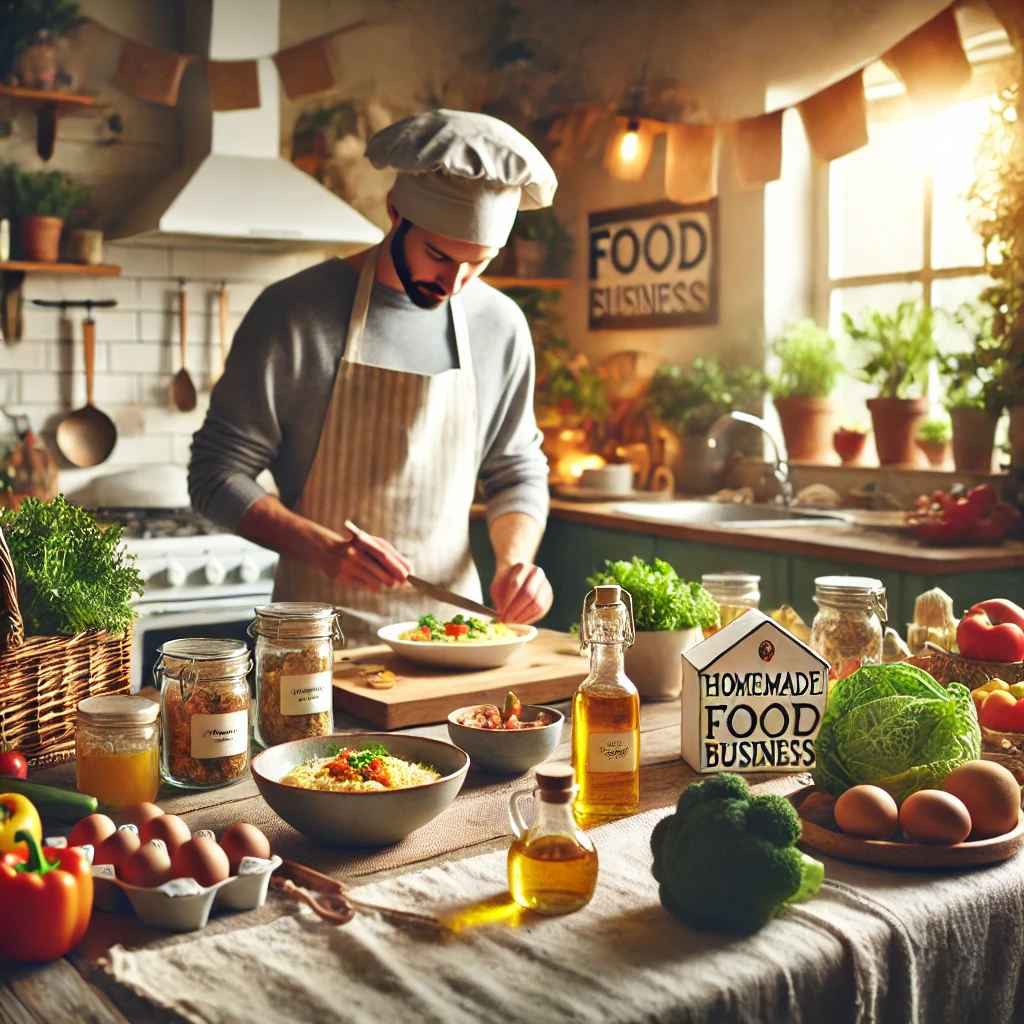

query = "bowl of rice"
[
  {"left": 251, "top": 734, "right": 469, "bottom": 846},
  {"left": 379, "top": 616, "right": 537, "bottom": 671}
]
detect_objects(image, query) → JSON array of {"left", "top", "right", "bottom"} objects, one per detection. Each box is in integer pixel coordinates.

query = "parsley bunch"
[{"left": 0, "top": 496, "right": 143, "bottom": 637}]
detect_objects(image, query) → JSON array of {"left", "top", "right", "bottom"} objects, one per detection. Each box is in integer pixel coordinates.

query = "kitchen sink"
[{"left": 610, "top": 501, "right": 850, "bottom": 530}]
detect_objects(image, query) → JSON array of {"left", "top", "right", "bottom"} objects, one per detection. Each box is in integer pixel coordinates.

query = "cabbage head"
[{"left": 812, "top": 663, "right": 980, "bottom": 804}]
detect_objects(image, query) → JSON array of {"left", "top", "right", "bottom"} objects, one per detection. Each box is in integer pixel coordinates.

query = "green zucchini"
[{"left": 0, "top": 778, "right": 98, "bottom": 821}]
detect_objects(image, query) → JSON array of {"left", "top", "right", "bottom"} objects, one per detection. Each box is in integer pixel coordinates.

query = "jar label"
[
  {"left": 279, "top": 671, "right": 333, "bottom": 716},
  {"left": 587, "top": 732, "right": 637, "bottom": 773},
  {"left": 190, "top": 711, "right": 248, "bottom": 759}
]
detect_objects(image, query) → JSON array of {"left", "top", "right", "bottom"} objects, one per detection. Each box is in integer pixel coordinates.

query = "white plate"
[{"left": 377, "top": 621, "right": 537, "bottom": 670}]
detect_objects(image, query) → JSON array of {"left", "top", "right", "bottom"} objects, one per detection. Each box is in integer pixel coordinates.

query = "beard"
[{"left": 391, "top": 220, "right": 447, "bottom": 309}]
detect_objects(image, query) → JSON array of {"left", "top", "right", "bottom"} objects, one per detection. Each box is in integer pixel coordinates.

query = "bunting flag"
[
  {"left": 664, "top": 122, "right": 718, "bottom": 203},
  {"left": 273, "top": 38, "right": 336, "bottom": 101},
  {"left": 882, "top": 7, "right": 971, "bottom": 108},
  {"left": 114, "top": 38, "right": 195, "bottom": 107},
  {"left": 206, "top": 58, "right": 260, "bottom": 111},
  {"left": 730, "top": 109, "right": 784, "bottom": 186},
  {"left": 797, "top": 69, "right": 868, "bottom": 163}
]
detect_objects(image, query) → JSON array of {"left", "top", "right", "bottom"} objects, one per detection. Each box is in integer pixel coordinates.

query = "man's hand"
[
  {"left": 324, "top": 528, "right": 412, "bottom": 593},
  {"left": 490, "top": 562, "right": 552, "bottom": 624}
]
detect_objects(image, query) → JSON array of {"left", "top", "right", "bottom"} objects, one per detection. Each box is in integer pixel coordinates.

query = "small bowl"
[
  {"left": 447, "top": 703, "right": 564, "bottom": 775},
  {"left": 251, "top": 734, "right": 469, "bottom": 847}
]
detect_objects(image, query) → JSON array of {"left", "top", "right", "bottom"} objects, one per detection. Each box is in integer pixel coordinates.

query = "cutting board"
[{"left": 332, "top": 629, "right": 587, "bottom": 729}]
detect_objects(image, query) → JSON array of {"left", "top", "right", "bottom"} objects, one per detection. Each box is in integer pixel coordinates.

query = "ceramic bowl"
[
  {"left": 447, "top": 703, "right": 563, "bottom": 775},
  {"left": 378, "top": 622, "right": 537, "bottom": 671},
  {"left": 251, "top": 734, "right": 469, "bottom": 847}
]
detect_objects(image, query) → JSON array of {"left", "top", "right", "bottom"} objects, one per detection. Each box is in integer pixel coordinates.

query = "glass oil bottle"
[
  {"left": 508, "top": 764, "right": 598, "bottom": 915},
  {"left": 572, "top": 584, "right": 640, "bottom": 825}
]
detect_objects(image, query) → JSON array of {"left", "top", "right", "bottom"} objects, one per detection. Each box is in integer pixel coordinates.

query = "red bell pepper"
[
  {"left": 957, "top": 609, "right": 1024, "bottom": 663},
  {"left": 971, "top": 599, "right": 1024, "bottom": 633},
  {"left": 973, "top": 516, "right": 1007, "bottom": 545},
  {"left": 967, "top": 484, "right": 997, "bottom": 514},
  {"left": 445, "top": 622, "right": 469, "bottom": 637},
  {"left": 0, "top": 830, "right": 93, "bottom": 962}
]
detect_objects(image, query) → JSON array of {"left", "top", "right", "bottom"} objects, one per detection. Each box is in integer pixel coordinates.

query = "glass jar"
[
  {"left": 250, "top": 603, "right": 341, "bottom": 749},
  {"left": 156, "top": 638, "right": 252, "bottom": 790},
  {"left": 702, "top": 572, "right": 762, "bottom": 630},
  {"left": 75, "top": 695, "right": 160, "bottom": 808},
  {"left": 810, "top": 575, "right": 887, "bottom": 680}
]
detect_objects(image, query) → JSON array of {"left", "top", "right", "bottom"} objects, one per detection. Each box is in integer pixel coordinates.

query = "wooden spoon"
[
  {"left": 169, "top": 280, "right": 197, "bottom": 412},
  {"left": 210, "top": 281, "right": 228, "bottom": 386},
  {"left": 55, "top": 315, "right": 117, "bottom": 467}
]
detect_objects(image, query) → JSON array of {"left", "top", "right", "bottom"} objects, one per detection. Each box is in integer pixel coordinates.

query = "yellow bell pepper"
[{"left": 0, "top": 792, "right": 42, "bottom": 856}]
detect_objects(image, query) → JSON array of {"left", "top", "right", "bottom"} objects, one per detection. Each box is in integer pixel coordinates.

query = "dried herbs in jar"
[
  {"left": 809, "top": 575, "right": 887, "bottom": 682},
  {"left": 157, "top": 638, "right": 252, "bottom": 789},
  {"left": 250, "top": 603, "right": 341, "bottom": 748}
]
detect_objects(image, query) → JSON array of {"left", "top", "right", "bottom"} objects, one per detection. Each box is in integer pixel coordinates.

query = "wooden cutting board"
[{"left": 332, "top": 629, "right": 587, "bottom": 729}]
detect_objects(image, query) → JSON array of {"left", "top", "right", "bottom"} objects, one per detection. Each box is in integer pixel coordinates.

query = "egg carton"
[{"left": 89, "top": 854, "right": 282, "bottom": 932}]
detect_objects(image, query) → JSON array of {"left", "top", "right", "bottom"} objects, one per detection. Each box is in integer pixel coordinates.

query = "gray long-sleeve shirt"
[{"left": 188, "top": 257, "right": 549, "bottom": 532}]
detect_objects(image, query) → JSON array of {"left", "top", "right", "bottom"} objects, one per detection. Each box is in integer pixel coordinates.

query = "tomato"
[
  {"left": 0, "top": 751, "right": 28, "bottom": 780},
  {"left": 915, "top": 519, "right": 965, "bottom": 545},
  {"left": 445, "top": 622, "right": 470, "bottom": 637},
  {"left": 972, "top": 516, "right": 1007, "bottom": 546}
]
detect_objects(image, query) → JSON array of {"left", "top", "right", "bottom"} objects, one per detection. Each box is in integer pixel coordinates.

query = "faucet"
[{"left": 707, "top": 411, "right": 794, "bottom": 508}]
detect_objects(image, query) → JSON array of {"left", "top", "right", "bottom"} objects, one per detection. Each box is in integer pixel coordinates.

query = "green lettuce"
[{"left": 812, "top": 663, "right": 980, "bottom": 803}]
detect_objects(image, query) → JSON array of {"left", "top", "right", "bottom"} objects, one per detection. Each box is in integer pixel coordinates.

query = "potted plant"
[
  {"left": 915, "top": 417, "right": 951, "bottom": 468},
  {"left": 3, "top": 164, "right": 91, "bottom": 263},
  {"left": 508, "top": 208, "right": 573, "bottom": 278},
  {"left": 843, "top": 300, "right": 937, "bottom": 465},
  {"left": 833, "top": 424, "right": 870, "bottom": 465},
  {"left": 646, "top": 358, "right": 763, "bottom": 493},
  {"left": 0, "top": 0, "right": 84, "bottom": 87},
  {"left": 767, "top": 319, "right": 844, "bottom": 464},
  {"left": 588, "top": 557, "right": 719, "bottom": 701}
]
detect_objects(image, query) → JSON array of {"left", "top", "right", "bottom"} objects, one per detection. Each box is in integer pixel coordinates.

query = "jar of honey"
[{"left": 75, "top": 695, "right": 160, "bottom": 808}]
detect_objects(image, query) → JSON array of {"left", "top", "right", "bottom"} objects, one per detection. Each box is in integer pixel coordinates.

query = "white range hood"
[{"left": 110, "top": 0, "right": 383, "bottom": 250}]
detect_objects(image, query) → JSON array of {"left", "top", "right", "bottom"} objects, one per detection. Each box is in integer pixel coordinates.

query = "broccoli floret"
[{"left": 651, "top": 773, "right": 824, "bottom": 936}]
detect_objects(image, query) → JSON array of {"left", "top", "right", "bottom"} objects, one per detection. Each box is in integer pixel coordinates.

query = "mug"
[{"left": 579, "top": 462, "right": 633, "bottom": 493}]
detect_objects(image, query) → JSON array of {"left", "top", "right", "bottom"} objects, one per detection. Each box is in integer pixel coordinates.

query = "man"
[{"left": 189, "top": 109, "right": 555, "bottom": 647}]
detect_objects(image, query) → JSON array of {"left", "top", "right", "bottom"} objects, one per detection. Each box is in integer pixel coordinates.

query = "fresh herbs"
[
  {"left": 646, "top": 359, "right": 763, "bottom": 437},
  {"left": 0, "top": 496, "right": 143, "bottom": 637},
  {"left": 342, "top": 744, "right": 391, "bottom": 772},
  {"left": 768, "top": 319, "right": 843, "bottom": 400},
  {"left": 843, "top": 300, "right": 937, "bottom": 400},
  {"left": 1, "top": 165, "right": 92, "bottom": 223},
  {"left": 588, "top": 557, "right": 719, "bottom": 632}
]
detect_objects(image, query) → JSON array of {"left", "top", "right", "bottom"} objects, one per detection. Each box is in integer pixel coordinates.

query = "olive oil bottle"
[{"left": 571, "top": 585, "right": 640, "bottom": 825}]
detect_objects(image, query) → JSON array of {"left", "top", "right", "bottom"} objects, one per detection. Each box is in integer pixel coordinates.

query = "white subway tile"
[
  {"left": 21, "top": 372, "right": 70, "bottom": 405},
  {"left": 171, "top": 433, "right": 195, "bottom": 466},
  {"left": 108, "top": 342, "right": 169, "bottom": 374},
  {"left": 169, "top": 249, "right": 208, "bottom": 279},
  {"left": 109, "top": 433, "right": 173, "bottom": 465},
  {"left": 19, "top": 307, "right": 63, "bottom": 342},
  {"left": 0, "top": 342, "right": 48, "bottom": 371},
  {"left": 103, "top": 244, "right": 171, "bottom": 278},
  {"left": 71, "top": 374, "right": 138, "bottom": 406},
  {"left": 91, "top": 310, "right": 138, "bottom": 342},
  {"left": 142, "top": 403, "right": 209, "bottom": 435},
  {"left": 138, "top": 311, "right": 208, "bottom": 344},
  {"left": 51, "top": 338, "right": 111, "bottom": 374},
  {"left": 137, "top": 280, "right": 179, "bottom": 312},
  {"left": 226, "top": 281, "right": 265, "bottom": 314},
  {"left": 203, "top": 250, "right": 299, "bottom": 281}
]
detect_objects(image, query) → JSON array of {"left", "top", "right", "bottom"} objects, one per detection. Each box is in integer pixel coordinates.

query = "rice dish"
[
  {"left": 279, "top": 744, "right": 440, "bottom": 792},
  {"left": 400, "top": 614, "right": 515, "bottom": 643}
]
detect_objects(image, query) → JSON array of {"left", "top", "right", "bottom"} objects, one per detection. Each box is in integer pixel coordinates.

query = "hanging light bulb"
[
  {"left": 604, "top": 115, "right": 655, "bottom": 182},
  {"left": 619, "top": 118, "right": 641, "bottom": 161}
]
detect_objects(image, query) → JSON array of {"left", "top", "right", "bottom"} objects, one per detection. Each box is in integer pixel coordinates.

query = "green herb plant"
[
  {"left": 843, "top": 300, "right": 937, "bottom": 400},
  {"left": 768, "top": 319, "right": 843, "bottom": 400},
  {"left": 0, "top": 496, "right": 143, "bottom": 637},
  {"left": 509, "top": 209, "right": 574, "bottom": 277},
  {"left": 2, "top": 164, "right": 91, "bottom": 222},
  {"left": 646, "top": 358, "right": 763, "bottom": 437},
  {"left": 915, "top": 417, "right": 952, "bottom": 444},
  {"left": 0, "top": 0, "right": 85, "bottom": 82},
  {"left": 939, "top": 301, "right": 1011, "bottom": 416},
  {"left": 587, "top": 557, "right": 719, "bottom": 632}
]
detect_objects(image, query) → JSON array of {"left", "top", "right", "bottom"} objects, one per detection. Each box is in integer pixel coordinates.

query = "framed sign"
[{"left": 587, "top": 199, "right": 718, "bottom": 331}]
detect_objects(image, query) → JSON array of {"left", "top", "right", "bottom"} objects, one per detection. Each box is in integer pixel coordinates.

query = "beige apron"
[{"left": 273, "top": 245, "right": 482, "bottom": 648}]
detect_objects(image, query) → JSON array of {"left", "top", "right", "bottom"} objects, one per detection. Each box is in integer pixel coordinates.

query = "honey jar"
[{"left": 75, "top": 695, "right": 160, "bottom": 808}]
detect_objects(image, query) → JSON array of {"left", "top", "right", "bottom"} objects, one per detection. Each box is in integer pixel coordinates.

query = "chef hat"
[{"left": 366, "top": 109, "right": 558, "bottom": 248}]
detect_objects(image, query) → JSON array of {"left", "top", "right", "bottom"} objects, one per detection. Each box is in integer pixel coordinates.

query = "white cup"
[{"left": 579, "top": 463, "right": 633, "bottom": 493}]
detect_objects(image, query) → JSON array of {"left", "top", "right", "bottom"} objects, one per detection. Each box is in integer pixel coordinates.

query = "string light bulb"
[
  {"left": 604, "top": 115, "right": 656, "bottom": 182},
  {"left": 619, "top": 118, "right": 641, "bottom": 161}
]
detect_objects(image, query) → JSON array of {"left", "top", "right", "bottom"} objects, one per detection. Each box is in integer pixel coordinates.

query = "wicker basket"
[{"left": 0, "top": 525, "right": 131, "bottom": 766}]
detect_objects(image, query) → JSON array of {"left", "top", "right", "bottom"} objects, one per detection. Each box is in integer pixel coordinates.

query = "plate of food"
[{"left": 378, "top": 614, "right": 537, "bottom": 670}]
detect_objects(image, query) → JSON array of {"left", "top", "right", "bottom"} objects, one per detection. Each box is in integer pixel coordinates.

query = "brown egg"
[
  {"left": 900, "top": 790, "right": 972, "bottom": 845},
  {"left": 799, "top": 791, "right": 838, "bottom": 829},
  {"left": 140, "top": 814, "right": 192, "bottom": 855},
  {"left": 94, "top": 828, "right": 141, "bottom": 873},
  {"left": 170, "top": 837, "right": 230, "bottom": 888},
  {"left": 68, "top": 813, "right": 117, "bottom": 850},
  {"left": 118, "top": 802, "right": 164, "bottom": 831},
  {"left": 834, "top": 785, "right": 899, "bottom": 839},
  {"left": 943, "top": 760, "right": 1022, "bottom": 840},
  {"left": 219, "top": 823, "right": 271, "bottom": 873},
  {"left": 120, "top": 840, "right": 173, "bottom": 888}
]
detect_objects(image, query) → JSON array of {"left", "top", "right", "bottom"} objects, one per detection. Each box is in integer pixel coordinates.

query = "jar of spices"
[
  {"left": 157, "top": 638, "right": 252, "bottom": 789},
  {"left": 701, "top": 572, "right": 762, "bottom": 631},
  {"left": 76, "top": 695, "right": 160, "bottom": 808},
  {"left": 250, "top": 603, "right": 341, "bottom": 748},
  {"left": 810, "top": 575, "right": 887, "bottom": 680}
]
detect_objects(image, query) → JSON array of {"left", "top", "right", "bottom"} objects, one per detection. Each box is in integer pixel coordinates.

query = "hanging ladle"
[{"left": 169, "top": 278, "right": 197, "bottom": 412}]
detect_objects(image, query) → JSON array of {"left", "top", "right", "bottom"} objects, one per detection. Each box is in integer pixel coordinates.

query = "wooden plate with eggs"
[{"left": 790, "top": 785, "right": 1024, "bottom": 869}]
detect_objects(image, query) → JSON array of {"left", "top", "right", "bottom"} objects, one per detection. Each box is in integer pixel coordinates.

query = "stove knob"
[
  {"left": 166, "top": 559, "right": 186, "bottom": 587},
  {"left": 204, "top": 559, "right": 226, "bottom": 586},
  {"left": 239, "top": 557, "right": 260, "bottom": 584}
]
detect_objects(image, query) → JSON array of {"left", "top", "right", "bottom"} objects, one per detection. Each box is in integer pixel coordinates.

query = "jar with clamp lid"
[
  {"left": 157, "top": 638, "right": 252, "bottom": 789},
  {"left": 809, "top": 576, "right": 887, "bottom": 680},
  {"left": 701, "top": 571, "right": 761, "bottom": 631}
]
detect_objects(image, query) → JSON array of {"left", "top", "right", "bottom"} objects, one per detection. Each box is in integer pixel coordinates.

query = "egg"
[
  {"left": 799, "top": 791, "right": 838, "bottom": 829},
  {"left": 900, "top": 790, "right": 972, "bottom": 845},
  {"left": 94, "top": 828, "right": 141, "bottom": 872},
  {"left": 942, "top": 760, "right": 1022, "bottom": 840},
  {"left": 834, "top": 785, "right": 899, "bottom": 839},
  {"left": 219, "top": 823, "right": 272, "bottom": 872},
  {"left": 68, "top": 813, "right": 117, "bottom": 850},
  {"left": 170, "top": 836, "right": 230, "bottom": 888},
  {"left": 120, "top": 839, "right": 173, "bottom": 888},
  {"left": 118, "top": 802, "right": 164, "bottom": 831},
  {"left": 140, "top": 813, "right": 192, "bottom": 854}
]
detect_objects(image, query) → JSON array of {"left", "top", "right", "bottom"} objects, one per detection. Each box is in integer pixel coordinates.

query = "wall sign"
[{"left": 587, "top": 199, "right": 718, "bottom": 331}]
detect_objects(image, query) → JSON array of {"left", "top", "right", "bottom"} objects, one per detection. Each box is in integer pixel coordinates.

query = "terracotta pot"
[
  {"left": 513, "top": 238, "right": 547, "bottom": 278},
  {"left": 14, "top": 43, "right": 57, "bottom": 90},
  {"left": 20, "top": 216, "right": 64, "bottom": 263},
  {"left": 774, "top": 396, "right": 836, "bottom": 463},
  {"left": 624, "top": 628, "right": 704, "bottom": 701},
  {"left": 950, "top": 408, "right": 997, "bottom": 473},
  {"left": 867, "top": 397, "right": 928, "bottom": 466},
  {"left": 916, "top": 439, "right": 949, "bottom": 468},
  {"left": 833, "top": 429, "right": 869, "bottom": 465},
  {"left": 1010, "top": 406, "right": 1024, "bottom": 470}
]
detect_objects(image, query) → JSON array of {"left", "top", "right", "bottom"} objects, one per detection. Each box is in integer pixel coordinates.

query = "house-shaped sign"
[{"left": 682, "top": 610, "right": 830, "bottom": 774}]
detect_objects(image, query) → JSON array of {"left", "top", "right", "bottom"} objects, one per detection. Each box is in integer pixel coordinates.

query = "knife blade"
[{"left": 407, "top": 575, "right": 500, "bottom": 620}]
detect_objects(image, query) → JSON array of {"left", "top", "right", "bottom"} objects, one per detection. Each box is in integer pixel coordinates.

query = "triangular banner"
[
  {"left": 273, "top": 38, "right": 336, "bottom": 101},
  {"left": 731, "top": 110, "right": 784, "bottom": 186},
  {"left": 882, "top": 7, "right": 971, "bottom": 108},
  {"left": 798, "top": 69, "right": 868, "bottom": 163},
  {"left": 114, "top": 38, "right": 195, "bottom": 107},
  {"left": 664, "top": 122, "right": 719, "bottom": 203},
  {"left": 206, "top": 59, "right": 261, "bottom": 111}
]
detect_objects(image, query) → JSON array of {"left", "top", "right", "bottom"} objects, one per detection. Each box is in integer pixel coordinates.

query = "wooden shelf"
[
  {"left": 482, "top": 276, "right": 573, "bottom": 290},
  {"left": 0, "top": 86, "right": 101, "bottom": 161},
  {"left": 0, "top": 261, "right": 120, "bottom": 276},
  {"left": 0, "top": 86, "right": 98, "bottom": 109}
]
